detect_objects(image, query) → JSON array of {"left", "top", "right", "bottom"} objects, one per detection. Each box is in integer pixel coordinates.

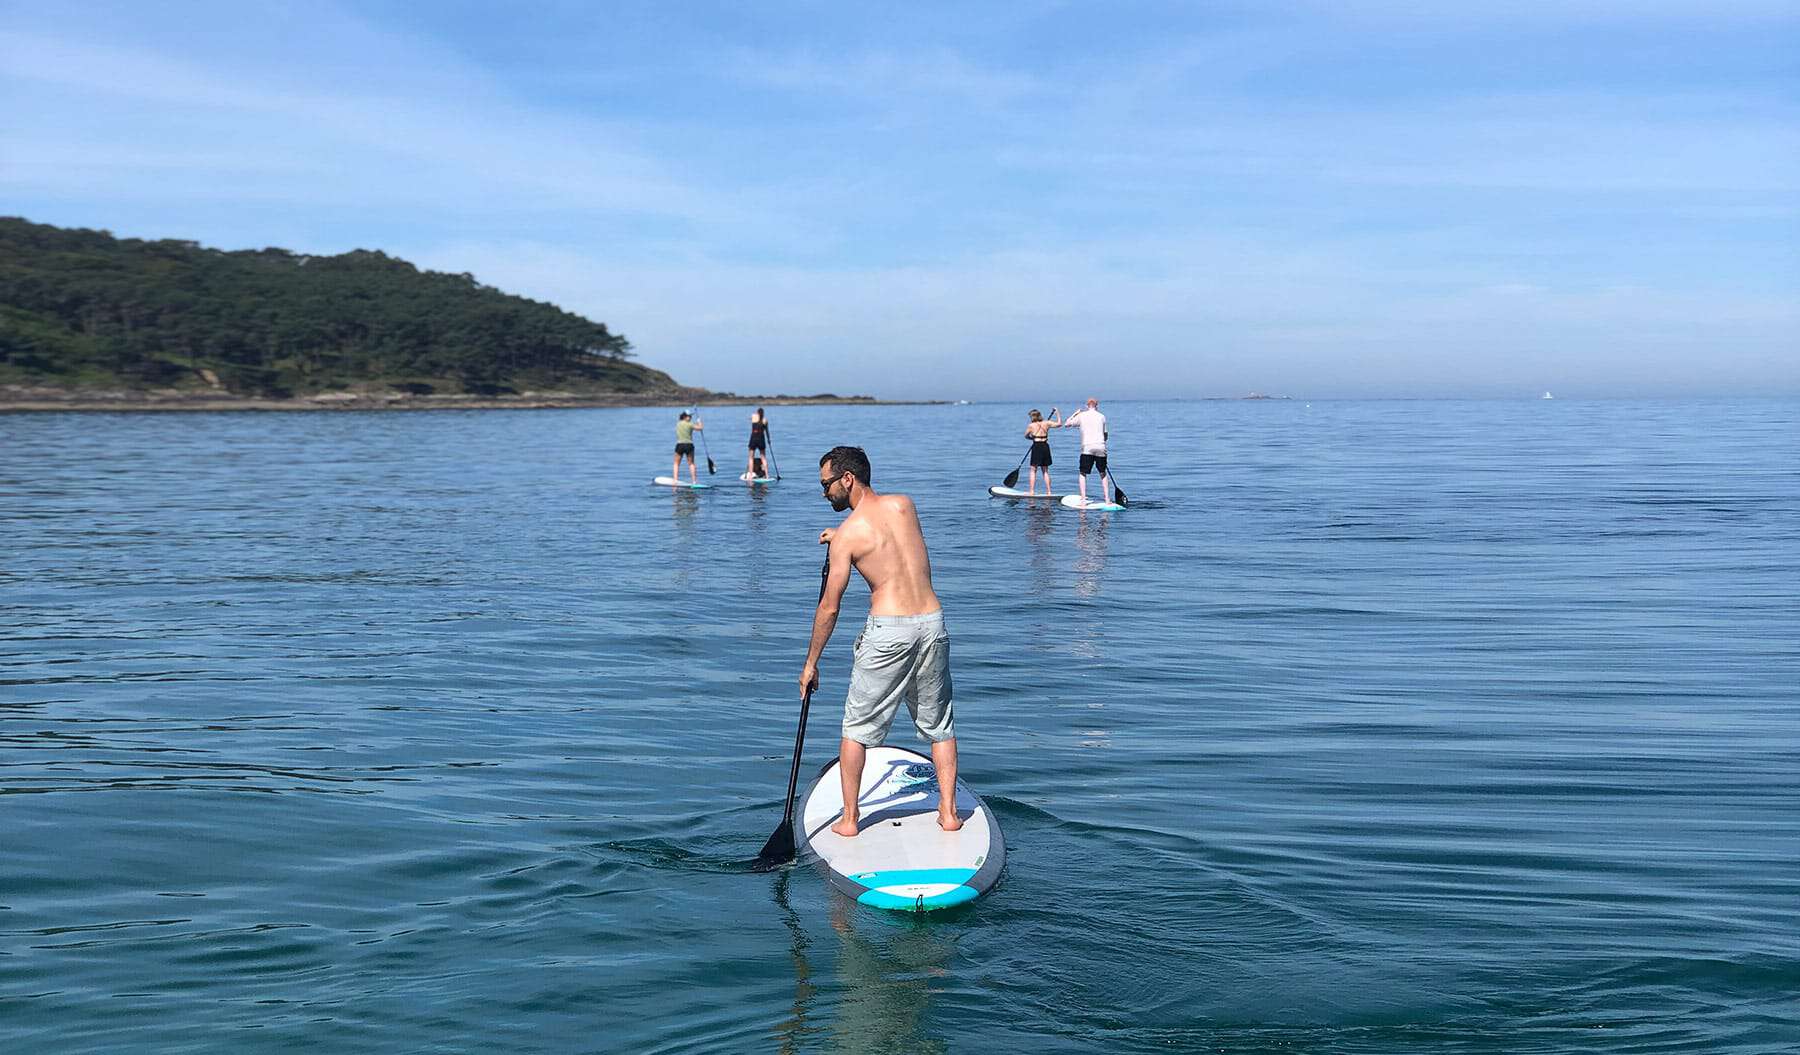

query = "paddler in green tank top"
[{"left": 673, "top": 411, "right": 703, "bottom": 484}]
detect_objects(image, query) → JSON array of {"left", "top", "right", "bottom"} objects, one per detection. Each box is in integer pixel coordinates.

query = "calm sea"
[{"left": 3, "top": 399, "right": 1797, "bottom": 1053}]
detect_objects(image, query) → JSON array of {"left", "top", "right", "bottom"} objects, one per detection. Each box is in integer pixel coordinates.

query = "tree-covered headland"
[{"left": 0, "top": 218, "right": 681, "bottom": 398}]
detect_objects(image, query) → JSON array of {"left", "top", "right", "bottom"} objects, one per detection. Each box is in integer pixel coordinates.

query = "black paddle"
[
  {"left": 752, "top": 686, "right": 812, "bottom": 871},
  {"left": 694, "top": 408, "right": 716, "bottom": 475},
  {"left": 1106, "top": 465, "right": 1128, "bottom": 507},
  {"left": 1000, "top": 447, "right": 1033, "bottom": 489},
  {"left": 764, "top": 424, "right": 781, "bottom": 480},
  {"left": 752, "top": 556, "right": 832, "bottom": 872}
]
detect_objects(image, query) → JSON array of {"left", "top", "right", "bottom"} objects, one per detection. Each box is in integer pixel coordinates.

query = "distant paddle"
[
  {"left": 1001, "top": 447, "right": 1033, "bottom": 489},
  {"left": 752, "top": 556, "right": 831, "bottom": 872},
  {"left": 765, "top": 424, "right": 781, "bottom": 480},
  {"left": 694, "top": 407, "right": 716, "bottom": 475}
]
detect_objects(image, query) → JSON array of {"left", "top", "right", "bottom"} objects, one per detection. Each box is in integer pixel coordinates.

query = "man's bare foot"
[
  {"left": 938, "top": 811, "right": 963, "bottom": 832},
  {"left": 830, "top": 817, "right": 860, "bottom": 838}
]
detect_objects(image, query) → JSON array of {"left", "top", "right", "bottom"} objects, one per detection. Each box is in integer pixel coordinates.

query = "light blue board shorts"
[{"left": 843, "top": 610, "right": 954, "bottom": 746}]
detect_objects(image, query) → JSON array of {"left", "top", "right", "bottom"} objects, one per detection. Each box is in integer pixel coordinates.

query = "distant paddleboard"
[
  {"left": 797, "top": 744, "right": 1004, "bottom": 912},
  {"left": 739, "top": 473, "right": 778, "bottom": 483},
  {"left": 1061, "top": 495, "right": 1124, "bottom": 511},
  {"left": 652, "top": 476, "right": 711, "bottom": 489},
  {"left": 988, "top": 485, "right": 1064, "bottom": 499}
]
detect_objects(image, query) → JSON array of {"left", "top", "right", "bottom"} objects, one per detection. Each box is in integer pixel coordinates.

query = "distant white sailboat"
[{"left": 1542, "top": 391, "right": 1554, "bottom": 400}]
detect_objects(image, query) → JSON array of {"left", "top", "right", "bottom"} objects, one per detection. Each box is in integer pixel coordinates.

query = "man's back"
[
  {"left": 839, "top": 493, "right": 940, "bottom": 616},
  {"left": 1070, "top": 409, "right": 1107, "bottom": 452}
]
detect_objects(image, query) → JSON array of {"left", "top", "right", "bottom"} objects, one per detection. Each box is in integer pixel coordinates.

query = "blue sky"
[{"left": 4, "top": 1, "right": 1796, "bottom": 398}]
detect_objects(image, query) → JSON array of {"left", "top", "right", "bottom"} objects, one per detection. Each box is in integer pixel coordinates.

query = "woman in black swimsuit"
[
  {"left": 1024, "top": 407, "right": 1060, "bottom": 495},
  {"left": 745, "top": 407, "right": 771, "bottom": 481}
]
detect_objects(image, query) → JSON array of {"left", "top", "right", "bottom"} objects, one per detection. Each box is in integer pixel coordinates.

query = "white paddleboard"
[
  {"left": 739, "top": 473, "right": 778, "bottom": 483},
  {"left": 652, "top": 476, "right": 711, "bottom": 489},
  {"left": 796, "top": 744, "right": 1004, "bottom": 912},
  {"left": 988, "top": 485, "right": 1064, "bottom": 499},
  {"left": 1060, "top": 495, "right": 1123, "bottom": 510}
]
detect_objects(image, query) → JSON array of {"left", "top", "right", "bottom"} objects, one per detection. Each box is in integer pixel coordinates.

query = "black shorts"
[
  {"left": 675, "top": 442, "right": 695, "bottom": 456},
  {"left": 1029, "top": 441, "right": 1052, "bottom": 467},
  {"left": 748, "top": 438, "right": 766, "bottom": 452},
  {"left": 1080, "top": 452, "right": 1108, "bottom": 475}
]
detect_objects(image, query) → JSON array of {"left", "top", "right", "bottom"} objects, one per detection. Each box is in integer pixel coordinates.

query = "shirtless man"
[{"left": 799, "top": 445, "right": 963, "bottom": 837}]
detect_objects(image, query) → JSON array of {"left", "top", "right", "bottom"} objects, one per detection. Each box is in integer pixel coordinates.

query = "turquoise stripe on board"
[
  {"left": 857, "top": 885, "right": 979, "bottom": 911},
  {"left": 849, "top": 867, "right": 980, "bottom": 910}
]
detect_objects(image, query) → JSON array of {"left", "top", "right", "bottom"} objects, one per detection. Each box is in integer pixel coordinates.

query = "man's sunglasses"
[{"left": 820, "top": 475, "right": 838, "bottom": 492}]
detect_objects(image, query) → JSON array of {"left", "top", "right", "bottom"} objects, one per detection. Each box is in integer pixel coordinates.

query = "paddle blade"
[
  {"left": 1112, "top": 483, "right": 1127, "bottom": 507},
  {"left": 706, "top": 457, "right": 717, "bottom": 475},
  {"left": 1003, "top": 467, "right": 1021, "bottom": 488},
  {"left": 751, "top": 820, "right": 796, "bottom": 872}
]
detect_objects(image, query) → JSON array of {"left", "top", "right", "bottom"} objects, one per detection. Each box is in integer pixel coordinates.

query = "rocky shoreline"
[{"left": 0, "top": 385, "right": 900, "bottom": 413}]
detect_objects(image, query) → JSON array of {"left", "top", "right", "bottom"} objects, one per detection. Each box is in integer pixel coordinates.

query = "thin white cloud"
[
  {"left": 731, "top": 47, "right": 1046, "bottom": 106},
  {"left": 0, "top": 27, "right": 746, "bottom": 227}
]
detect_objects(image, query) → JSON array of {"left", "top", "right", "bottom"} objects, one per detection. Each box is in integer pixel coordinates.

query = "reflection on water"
[
  {"left": 1072, "top": 510, "right": 1108, "bottom": 602},
  {"left": 771, "top": 874, "right": 819, "bottom": 1055},
  {"left": 1022, "top": 504, "right": 1057, "bottom": 593},
  {"left": 1078, "top": 699, "right": 1112, "bottom": 750},
  {"left": 668, "top": 488, "right": 703, "bottom": 590},
  {"left": 1069, "top": 511, "right": 1111, "bottom": 661},
  {"left": 769, "top": 875, "right": 953, "bottom": 1055},
  {"left": 825, "top": 893, "right": 951, "bottom": 1055},
  {"left": 745, "top": 485, "right": 772, "bottom": 600}
]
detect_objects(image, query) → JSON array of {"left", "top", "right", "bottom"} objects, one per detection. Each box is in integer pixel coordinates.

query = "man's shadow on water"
[{"left": 771, "top": 872, "right": 955, "bottom": 1055}]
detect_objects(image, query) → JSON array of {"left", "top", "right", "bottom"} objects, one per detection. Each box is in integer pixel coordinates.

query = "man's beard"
[{"left": 828, "top": 492, "right": 850, "bottom": 512}]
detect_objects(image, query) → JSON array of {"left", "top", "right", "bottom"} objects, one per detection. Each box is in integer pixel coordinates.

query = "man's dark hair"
[{"left": 820, "top": 446, "right": 872, "bottom": 486}]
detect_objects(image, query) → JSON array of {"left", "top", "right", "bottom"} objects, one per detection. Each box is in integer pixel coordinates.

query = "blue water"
[{"left": 3, "top": 399, "right": 1797, "bottom": 1053}]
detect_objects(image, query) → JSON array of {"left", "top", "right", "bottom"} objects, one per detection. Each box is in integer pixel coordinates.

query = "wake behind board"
[
  {"left": 797, "top": 744, "right": 1004, "bottom": 912},
  {"left": 1061, "top": 495, "right": 1123, "bottom": 511},
  {"left": 988, "top": 485, "right": 1064, "bottom": 499},
  {"left": 652, "top": 476, "right": 711, "bottom": 489}
]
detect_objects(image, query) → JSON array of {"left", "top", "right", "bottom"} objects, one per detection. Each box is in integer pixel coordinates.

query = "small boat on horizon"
[{"left": 1542, "top": 391, "right": 1554, "bottom": 400}]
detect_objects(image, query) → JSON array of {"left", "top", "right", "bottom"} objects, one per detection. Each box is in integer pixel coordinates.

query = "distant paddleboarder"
[
  {"left": 800, "top": 446, "right": 962, "bottom": 837},
  {"left": 1022, "top": 407, "right": 1061, "bottom": 495},
  {"left": 672, "top": 411, "right": 703, "bottom": 485},
  {"left": 1057, "top": 398, "right": 1113, "bottom": 505},
  {"left": 747, "top": 407, "right": 772, "bottom": 481}
]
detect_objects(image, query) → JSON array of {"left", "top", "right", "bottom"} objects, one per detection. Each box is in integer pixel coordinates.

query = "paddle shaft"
[
  {"left": 764, "top": 424, "right": 780, "bottom": 480},
  {"left": 1105, "top": 465, "right": 1127, "bottom": 506},
  {"left": 778, "top": 555, "right": 832, "bottom": 832},
  {"left": 774, "top": 688, "right": 813, "bottom": 835},
  {"left": 753, "top": 555, "right": 832, "bottom": 870},
  {"left": 693, "top": 406, "right": 716, "bottom": 474}
]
